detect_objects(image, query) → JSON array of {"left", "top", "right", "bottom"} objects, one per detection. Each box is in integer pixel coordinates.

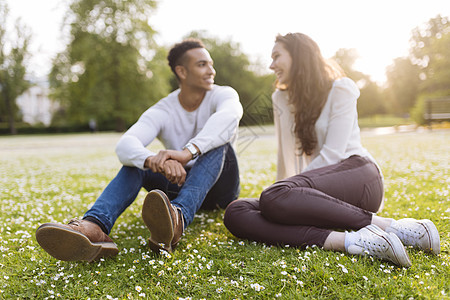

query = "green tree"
[
  {"left": 333, "top": 48, "right": 364, "bottom": 81},
  {"left": 384, "top": 57, "right": 421, "bottom": 114},
  {"left": 410, "top": 14, "right": 450, "bottom": 94},
  {"left": 333, "top": 48, "right": 385, "bottom": 117},
  {"left": 0, "top": 2, "right": 31, "bottom": 134},
  {"left": 357, "top": 79, "right": 384, "bottom": 117},
  {"left": 403, "top": 15, "right": 450, "bottom": 125},
  {"left": 50, "top": 0, "right": 170, "bottom": 131},
  {"left": 184, "top": 31, "right": 275, "bottom": 127}
]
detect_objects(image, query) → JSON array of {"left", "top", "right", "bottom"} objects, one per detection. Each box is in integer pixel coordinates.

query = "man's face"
[{"left": 179, "top": 48, "right": 216, "bottom": 91}]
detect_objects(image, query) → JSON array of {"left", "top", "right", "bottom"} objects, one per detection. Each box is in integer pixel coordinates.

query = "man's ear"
[{"left": 175, "top": 65, "right": 187, "bottom": 80}]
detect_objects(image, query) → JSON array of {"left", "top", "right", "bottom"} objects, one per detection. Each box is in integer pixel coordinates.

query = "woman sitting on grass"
[{"left": 224, "top": 32, "right": 440, "bottom": 267}]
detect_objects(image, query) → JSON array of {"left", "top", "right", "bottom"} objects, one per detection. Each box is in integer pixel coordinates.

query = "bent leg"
[
  {"left": 84, "top": 166, "right": 169, "bottom": 234},
  {"left": 224, "top": 199, "right": 412, "bottom": 267},
  {"left": 260, "top": 156, "right": 382, "bottom": 230},
  {"left": 171, "top": 144, "right": 228, "bottom": 226},
  {"left": 201, "top": 144, "right": 240, "bottom": 210},
  {"left": 224, "top": 198, "right": 331, "bottom": 247}
]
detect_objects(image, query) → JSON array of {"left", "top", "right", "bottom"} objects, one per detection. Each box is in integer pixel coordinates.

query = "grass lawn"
[
  {"left": 357, "top": 115, "right": 414, "bottom": 128},
  {"left": 0, "top": 129, "right": 449, "bottom": 299}
]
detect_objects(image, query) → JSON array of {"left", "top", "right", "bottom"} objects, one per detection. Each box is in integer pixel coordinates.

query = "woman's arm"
[{"left": 304, "top": 78, "right": 360, "bottom": 171}]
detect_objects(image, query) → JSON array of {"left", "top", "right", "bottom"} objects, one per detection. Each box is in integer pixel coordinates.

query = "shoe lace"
[
  {"left": 171, "top": 205, "right": 184, "bottom": 229},
  {"left": 358, "top": 235, "right": 388, "bottom": 258},
  {"left": 68, "top": 219, "right": 81, "bottom": 226},
  {"left": 395, "top": 223, "right": 424, "bottom": 245}
]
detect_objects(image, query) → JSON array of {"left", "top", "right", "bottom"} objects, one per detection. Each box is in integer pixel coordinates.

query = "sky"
[{"left": 5, "top": 0, "right": 450, "bottom": 84}]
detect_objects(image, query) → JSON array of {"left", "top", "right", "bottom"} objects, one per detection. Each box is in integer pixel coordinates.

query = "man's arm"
[
  {"left": 146, "top": 158, "right": 187, "bottom": 186},
  {"left": 144, "top": 145, "right": 200, "bottom": 186},
  {"left": 115, "top": 107, "right": 166, "bottom": 169},
  {"left": 144, "top": 147, "right": 194, "bottom": 173},
  {"left": 189, "top": 87, "right": 243, "bottom": 154}
]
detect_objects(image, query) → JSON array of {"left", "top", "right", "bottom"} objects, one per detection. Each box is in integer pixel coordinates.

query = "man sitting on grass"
[{"left": 35, "top": 38, "right": 243, "bottom": 262}]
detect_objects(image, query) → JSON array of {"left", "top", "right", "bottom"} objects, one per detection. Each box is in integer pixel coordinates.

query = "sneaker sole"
[
  {"left": 142, "top": 190, "right": 174, "bottom": 253},
  {"left": 367, "top": 225, "right": 412, "bottom": 267},
  {"left": 35, "top": 224, "right": 119, "bottom": 262},
  {"left": 418, "top": 220, "right": 441, "bottom": 255}
]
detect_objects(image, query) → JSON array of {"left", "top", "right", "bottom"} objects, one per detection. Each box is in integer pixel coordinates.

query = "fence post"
[{"left": 426, "top": 99, "right": 432, "bottom": 130}]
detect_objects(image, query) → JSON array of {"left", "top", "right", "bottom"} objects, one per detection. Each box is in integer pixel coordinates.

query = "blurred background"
[{"left": 0, "top": 0, "right": 449, "bottom": 135}]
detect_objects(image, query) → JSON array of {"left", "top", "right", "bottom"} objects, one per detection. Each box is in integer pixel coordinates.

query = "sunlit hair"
[
  {"left": 275, "top": 33, "right": 345, "bottom": 155},
  {"left": 168, "top": 38, "right": 205, "bottom": 80}
]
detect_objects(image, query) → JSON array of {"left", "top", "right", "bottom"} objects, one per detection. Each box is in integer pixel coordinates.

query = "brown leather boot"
[
  {"left": 142, "top": 189, "right": 184, "bottom": 253},
  {"left": 35, "top": 219, "right": 119, "bottom": 262}
]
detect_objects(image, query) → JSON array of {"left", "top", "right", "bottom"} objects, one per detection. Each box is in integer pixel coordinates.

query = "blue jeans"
[{"left": 84, "top": 143, "right": 240, "bottom": 234}]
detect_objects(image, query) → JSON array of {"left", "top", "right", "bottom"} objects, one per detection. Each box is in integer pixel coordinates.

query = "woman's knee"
[
  {"left": 259, "top": 183, "right": 290, "bottom": 213},
  {"left": 223, "top": 198, "right": 258, "bottom": 234}
]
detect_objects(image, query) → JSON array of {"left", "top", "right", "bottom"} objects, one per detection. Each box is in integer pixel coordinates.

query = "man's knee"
[
  {"left": 119, "top": 165, "right": 144, "bottom": 175},
  {"left": 201, "top": 143, "right": 227, "bottom": 158}
]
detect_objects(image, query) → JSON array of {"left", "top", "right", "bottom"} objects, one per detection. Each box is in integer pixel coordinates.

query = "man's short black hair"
[{"left": 167, "top": 38, "right": 205, "bottom": 80}]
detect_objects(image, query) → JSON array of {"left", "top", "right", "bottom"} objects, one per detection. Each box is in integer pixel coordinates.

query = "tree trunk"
[
  {"left": 112, "top": 42, "right": 124, "bottom": 132},
  {"left": 3, "top": 91, "right": 17, "bottom": 135},
  {"left": 115, "top": 117, "right": 125, "bottom": 132}
]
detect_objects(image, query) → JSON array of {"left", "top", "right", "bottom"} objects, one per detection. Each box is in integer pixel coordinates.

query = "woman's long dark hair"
[{"left": 275, "top": 33, "right": 344, "bottom": 155}]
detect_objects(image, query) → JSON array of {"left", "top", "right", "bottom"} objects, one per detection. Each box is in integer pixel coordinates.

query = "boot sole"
[
  {"left": 142, "top": 190, "right": 174, "bottom": 253},
  {"left": 35, "top": 224, "right": 119, "bottom": 262},
  {"left": 418, "top": 220, "right": 441, "bottom": 255},
  {"left": 367, "top": 225, "right": 412, "bottom": 267}
]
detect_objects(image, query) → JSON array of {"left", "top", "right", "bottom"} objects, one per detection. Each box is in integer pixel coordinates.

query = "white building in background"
[{"left": 16, "top": 80, "right": 58, "bottom": 126}]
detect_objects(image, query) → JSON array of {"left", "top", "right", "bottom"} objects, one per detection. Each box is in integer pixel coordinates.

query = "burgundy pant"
[{"left": 224, "top": 155, "right": 383, "bottom": 248}]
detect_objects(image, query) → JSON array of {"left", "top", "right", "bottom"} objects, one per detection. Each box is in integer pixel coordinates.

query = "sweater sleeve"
[
  {"left": 190, "top": 87, "right": 243, "bottom": 154},
  {"left": 115, "top": 107, "right": 168, "bottom": 169},
  {"left": 303, "top": 78, "right": 360, "bottom": 172},
  {"left": 274, "top": 92, "right": 287, "bottom": 181}
]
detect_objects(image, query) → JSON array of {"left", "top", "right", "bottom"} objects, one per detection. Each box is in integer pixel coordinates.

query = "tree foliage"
[
  {"left": 333, "top": 48, "right": 363, "bottom": 80},
  {"left": 384, "top": 57, "right": 421, "bottom": 114},
  {"left": 50, "top": 0, "right": 170, "bottom": 131},
  {"left": 410, "top": 15, "right": 450, "bottom": 95},
  {"left": 410, "top": 15, "right": 450, "bottom": 91},
  {"left": 384, "top": 15, "right": 450, "bottom": 123},
  {"left": 333, "top": 48, "right": 385, "bottom": 117},
  {"left": 0, "top": 2, "right": 31, "bottom": 134},
  {"left": 185, "top": 31, "right": 275, "bottom": 127}
]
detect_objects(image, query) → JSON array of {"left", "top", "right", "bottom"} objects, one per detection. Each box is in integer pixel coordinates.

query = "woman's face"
[{"left": 270, "top": 42, "right": 292, "bottom": 86}]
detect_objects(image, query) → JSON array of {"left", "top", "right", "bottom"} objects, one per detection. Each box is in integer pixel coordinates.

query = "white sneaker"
[
  {"left": 386, "top": 218, "right": 440, "bottom": 255},
  {"left": 346, "top": 224, "right": 412, "bottom": 267}
]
